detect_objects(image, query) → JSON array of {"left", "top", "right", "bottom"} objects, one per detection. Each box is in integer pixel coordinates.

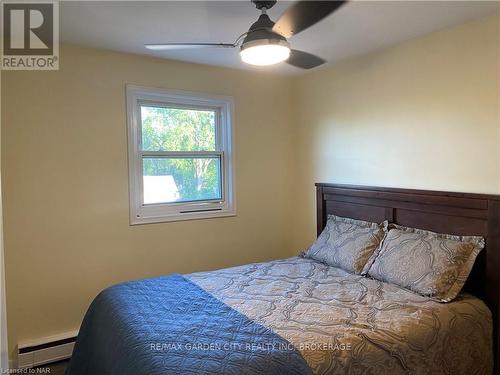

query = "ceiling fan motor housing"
[
  {"left": 251, "top": 1, "right": 277, "bottom": 10},
  {"left": 241, "top": 13, "right": 289, "bottom": 51}
]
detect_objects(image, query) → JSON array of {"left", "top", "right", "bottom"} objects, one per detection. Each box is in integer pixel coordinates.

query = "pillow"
[
  {"left": 367, "top": 224, "right": 485, "bottom": 302},
  {"left": 303, "top": 215, "right": 388, "bottom": 274}
]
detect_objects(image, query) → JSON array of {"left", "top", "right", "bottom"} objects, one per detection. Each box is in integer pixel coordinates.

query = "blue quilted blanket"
[{"left": 67, "top": 274, "right": 312, "bottom": 375}]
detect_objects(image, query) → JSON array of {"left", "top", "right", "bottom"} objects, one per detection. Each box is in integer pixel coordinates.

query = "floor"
[{"left": 36, "top": 359, "right": 69, "bottom": 375}]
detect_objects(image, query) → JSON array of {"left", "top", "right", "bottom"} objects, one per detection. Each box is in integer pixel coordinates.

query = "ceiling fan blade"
[
  {"left": 273, "top": 1, "right": 346, "bottom": 38},
  {"left": 286, "top": 49, "right": 325, "bottom": 69},
  {"left": 145, "top": 43, "right": 236, "bottom": 51}
]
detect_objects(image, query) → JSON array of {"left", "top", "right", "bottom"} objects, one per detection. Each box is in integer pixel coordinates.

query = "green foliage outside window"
[{"left": 141, "top": 106, "right": 221, "bottom": 202}]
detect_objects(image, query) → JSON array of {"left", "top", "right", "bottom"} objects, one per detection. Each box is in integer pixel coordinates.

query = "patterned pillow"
[
  {"left": 303, "top": 215, "right": 388, "bottom": 274},
  {"left": 367, "top": 224, "right": 485, "bottom": 302}
]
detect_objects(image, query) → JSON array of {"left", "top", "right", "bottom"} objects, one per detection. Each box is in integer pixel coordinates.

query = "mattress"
[
  {"left": 187, "top": 256, "right": 493, "bottom": 375},
  {"left": 68, "top": 256, "right": 493, "bottom": 375}
]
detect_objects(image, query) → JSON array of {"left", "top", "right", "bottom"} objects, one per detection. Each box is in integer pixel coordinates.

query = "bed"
[{"left": 67, "top": 184, "right": 500, "bottom": 374}]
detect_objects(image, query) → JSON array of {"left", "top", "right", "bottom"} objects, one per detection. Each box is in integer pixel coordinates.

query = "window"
[{"left": 126, "top": 85, "right": 235, "bottom": 224}]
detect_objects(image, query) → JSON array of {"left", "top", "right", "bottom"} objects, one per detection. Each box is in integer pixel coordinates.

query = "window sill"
[{"left": 129, "top": 209, "right": 237, "bottom": 225}]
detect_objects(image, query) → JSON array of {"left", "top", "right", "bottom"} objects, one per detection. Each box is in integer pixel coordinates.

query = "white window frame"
[{"left": 126, "top": 85, "right": 235, "bottom": 224}]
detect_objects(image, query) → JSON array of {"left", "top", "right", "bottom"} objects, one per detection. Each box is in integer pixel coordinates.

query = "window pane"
[
  {"left": 143, "top": 157, "right": 221, "bottom": 204},
  {"left": 141, "top": 106, "right": 216, "bottom": 151}
]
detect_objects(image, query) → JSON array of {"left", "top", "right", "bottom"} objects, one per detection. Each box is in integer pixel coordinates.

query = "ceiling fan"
[{"left": 145, "top": 0, "right": 346, "bottom": 69}]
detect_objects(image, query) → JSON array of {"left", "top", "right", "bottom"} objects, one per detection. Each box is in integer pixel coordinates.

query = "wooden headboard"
[{"left": 316, "top": 183, "right": 500, "bottom": 372}]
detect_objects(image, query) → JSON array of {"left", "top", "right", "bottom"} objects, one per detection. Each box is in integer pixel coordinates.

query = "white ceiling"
[{"left": 60, "top": 1, "right": 500, "bottom": 75}]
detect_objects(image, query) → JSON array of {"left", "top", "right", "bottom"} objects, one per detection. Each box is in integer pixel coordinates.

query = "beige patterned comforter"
[{"left": 187, "top": 257, "right": 492, "bottom": 375}]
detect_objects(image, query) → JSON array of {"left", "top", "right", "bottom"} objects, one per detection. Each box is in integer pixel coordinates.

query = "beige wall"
[
  {"left": 1, "top": 45, "right": 295, "bottom": 357},
  {"left": 2, "top": 12, "right": 500, "bottom": 361},
  {"left": 0, "top": 71, "right": 9, "bottom": 369},
  {"left": 291, "top": 13, "right": 500, "bottom": 251}
]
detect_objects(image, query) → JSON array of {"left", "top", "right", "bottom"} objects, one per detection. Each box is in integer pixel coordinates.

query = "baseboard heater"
[{"left": 17, "top": 330, "right": 78, "bottom": 369}]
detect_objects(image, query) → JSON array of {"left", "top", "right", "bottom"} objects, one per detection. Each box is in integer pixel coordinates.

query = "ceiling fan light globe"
[{"left": 240, "top": 39, "right": 290, "bottom": 66}]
